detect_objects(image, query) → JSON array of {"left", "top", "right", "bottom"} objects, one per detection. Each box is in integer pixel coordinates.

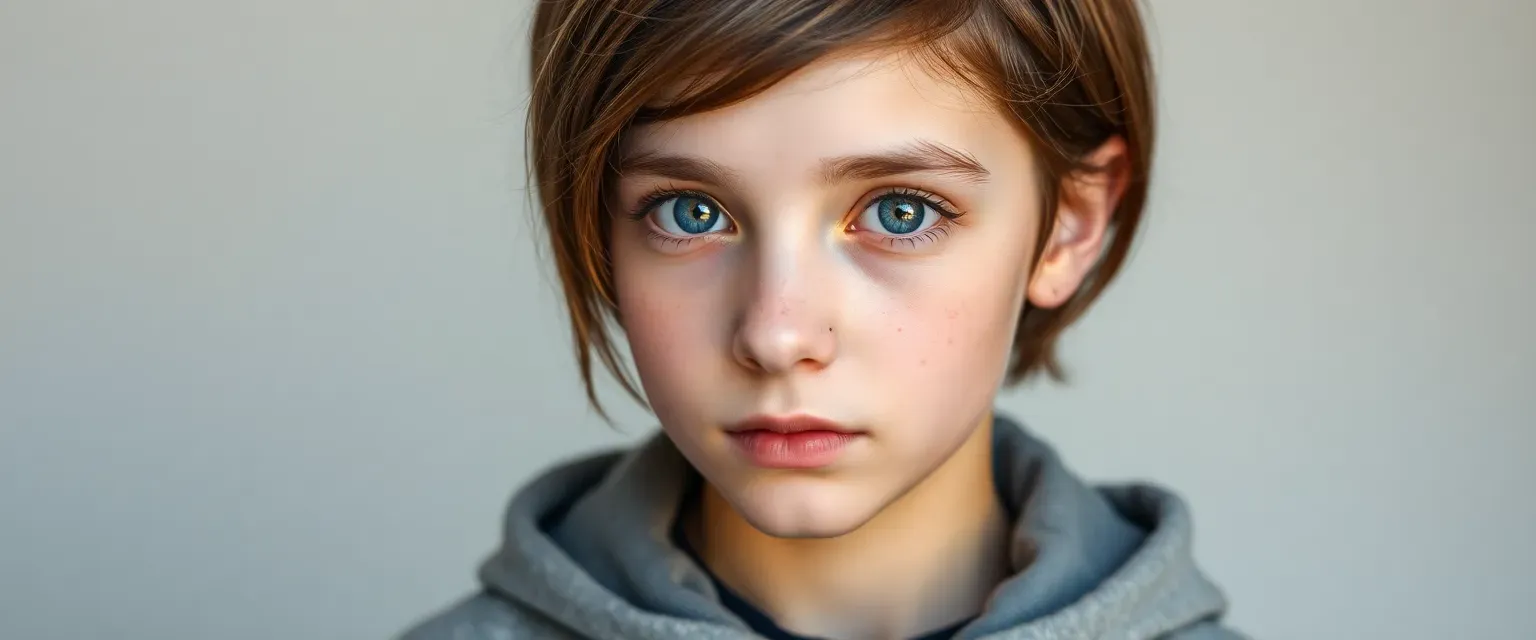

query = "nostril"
[{"left": 736, "top": 351, "right": 765, "bottom": 373}]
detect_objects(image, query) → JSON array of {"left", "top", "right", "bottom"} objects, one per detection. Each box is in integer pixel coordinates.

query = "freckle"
[
  {"left": 920, "top": 359, "right": 927, "bottom": 366},
  {"left": 947, "top": 338, "right": 954, "bottom": 346}
]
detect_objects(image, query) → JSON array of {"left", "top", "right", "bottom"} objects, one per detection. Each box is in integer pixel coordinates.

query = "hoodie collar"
[{"left": 477, "top": 416, "right": 1228, "bottom": 639}]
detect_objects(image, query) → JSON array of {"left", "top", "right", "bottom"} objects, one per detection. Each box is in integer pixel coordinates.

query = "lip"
[
  {"left": 727, "top": 414, "right": 860, "bottom": 435},
  {"left": 725, "top": 415, "right": 865, "bottom": 469}
]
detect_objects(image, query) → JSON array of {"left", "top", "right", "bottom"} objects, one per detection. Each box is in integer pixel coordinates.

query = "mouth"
[{"left": 724, "top": 415, "right": 865, "bottom": 469}]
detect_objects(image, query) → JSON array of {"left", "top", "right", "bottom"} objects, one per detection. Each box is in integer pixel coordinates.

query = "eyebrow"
[
  {"left": 615, "top": 153, "right": 743, "bottom": 188},
  {"left": 615, "top": 139, "right": 990, "bottom": 188},
  {"left": 819, "top": 140, "right": 990, "bottom": 185}
]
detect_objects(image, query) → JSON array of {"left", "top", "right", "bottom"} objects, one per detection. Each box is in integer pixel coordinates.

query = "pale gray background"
[{"left": 1, "top": 0, "right": 1532, "bottom": 638}]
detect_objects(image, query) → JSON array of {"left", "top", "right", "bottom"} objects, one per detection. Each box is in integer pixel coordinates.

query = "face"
[{"left": 609, "top": 51, "right": 1058, "bottom": 538}]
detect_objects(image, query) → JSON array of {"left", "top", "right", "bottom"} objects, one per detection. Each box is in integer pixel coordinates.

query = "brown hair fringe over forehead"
[{"left": 526, "top": 0, "right": 1156, "bottom": 419}]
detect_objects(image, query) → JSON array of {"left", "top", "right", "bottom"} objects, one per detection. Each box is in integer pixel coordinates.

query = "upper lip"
[{"left": 726, "top": 414, "right": 861, "bottom": 434}]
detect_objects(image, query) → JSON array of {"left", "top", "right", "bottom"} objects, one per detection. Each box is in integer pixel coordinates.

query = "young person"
[{"left": 404, "top": 0, "right": 1239, "bottom": 638}]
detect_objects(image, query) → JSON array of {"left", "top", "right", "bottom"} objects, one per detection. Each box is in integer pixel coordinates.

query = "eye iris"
[
  {"left": 877, "top": 195, "right": 925, "bottom": 235},
  {"left": 673, "top": 196, "right": 718, "bottom": 234}
]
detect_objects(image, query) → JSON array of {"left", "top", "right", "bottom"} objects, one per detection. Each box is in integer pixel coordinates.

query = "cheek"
[
  {"left": 851, "top": 230, "right": 1035, "bottom": 418},
  {"left": 889, "top": 276, "right": 1023, "bottom": 383},
  {"left": 611, "top": 237, "right": 727, "bottom": 417}
]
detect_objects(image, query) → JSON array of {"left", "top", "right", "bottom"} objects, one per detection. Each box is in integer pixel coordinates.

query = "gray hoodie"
[{"left": 401, "top": 416, "right": 1242, "bottom": 639}]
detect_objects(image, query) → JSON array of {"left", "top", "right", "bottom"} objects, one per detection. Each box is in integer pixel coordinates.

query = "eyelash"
[
  {"left": 859, "top": 187, "right": 964, "bottom": 249},
  {"left": 876, "top": 187, "right": 965, "bottom": 221},
  {"left": 624, "top": 185, "right": 706, "bottom": 223},
  {"left": 624, "top": 185, "right": 967, "bottom": 250},
  {"left": 624, "top": 186, "right": 724, "bottom": 249}
]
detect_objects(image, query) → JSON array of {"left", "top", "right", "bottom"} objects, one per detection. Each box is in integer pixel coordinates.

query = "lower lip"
[{"left": 728, "top": 430, "right": 860, "bottom": 469}]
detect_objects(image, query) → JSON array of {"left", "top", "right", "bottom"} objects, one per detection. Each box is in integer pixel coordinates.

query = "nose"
[{"left": 731, "top": 243, "right": 839, "bottom": 375}]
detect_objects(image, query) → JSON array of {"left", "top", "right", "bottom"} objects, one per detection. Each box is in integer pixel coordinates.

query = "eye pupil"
[
  {"left": 876, "top": 195, "right": 926, "bottom": 235},
  {"left": 673, "top": 196, "right": 720, "bottom": 234}
]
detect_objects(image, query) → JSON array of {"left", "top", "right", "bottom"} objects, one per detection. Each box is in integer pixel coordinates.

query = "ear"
[{"left": 1027, "top": 136, "right": 1131, "bottom": 309}]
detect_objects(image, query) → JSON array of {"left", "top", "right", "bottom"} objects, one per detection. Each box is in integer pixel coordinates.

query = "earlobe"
[{"left": 1026, "top": 136, "right": 1130, "bottom": 309}]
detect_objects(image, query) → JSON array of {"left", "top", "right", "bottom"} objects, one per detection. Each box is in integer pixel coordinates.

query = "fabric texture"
[{"left": 400, "top": 415, "right": 1243, "bottom": 639}]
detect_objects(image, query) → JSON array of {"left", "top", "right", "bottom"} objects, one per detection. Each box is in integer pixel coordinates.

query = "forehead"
[{"left": 620, "top": 52, "right": 1024, "bottom": 181}]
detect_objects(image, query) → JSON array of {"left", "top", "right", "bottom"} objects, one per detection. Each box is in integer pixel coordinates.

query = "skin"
[{"left": 609, "top": 49, "right": 1126, "bottom": 640}]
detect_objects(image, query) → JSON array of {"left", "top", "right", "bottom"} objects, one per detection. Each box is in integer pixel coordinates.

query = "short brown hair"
[{"left": 527, "top": 0, "right": 1156, "bottom": 417}]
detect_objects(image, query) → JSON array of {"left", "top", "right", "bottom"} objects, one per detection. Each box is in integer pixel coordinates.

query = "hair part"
[{"left": 527, "top": 0, "right": 1156, "bottom": 419}]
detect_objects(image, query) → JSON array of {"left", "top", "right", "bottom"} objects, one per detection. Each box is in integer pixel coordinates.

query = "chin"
[{"left": 725, "top": 476, "right": 888, "bottom": 539}]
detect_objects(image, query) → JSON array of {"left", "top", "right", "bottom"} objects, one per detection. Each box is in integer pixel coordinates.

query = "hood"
[{"left": 474, "top": 416, "right": 1233, "bottom": 639}]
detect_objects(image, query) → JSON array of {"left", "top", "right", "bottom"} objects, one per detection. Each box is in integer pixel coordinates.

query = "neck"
[{"left": 689, "top": 414, "right": 1010, "bottom": 640}]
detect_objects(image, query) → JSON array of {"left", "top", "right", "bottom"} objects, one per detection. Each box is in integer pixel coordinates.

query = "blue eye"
[
  {"left": 652, "top": 195, "right": 729, "bottom": 235},
  {"left": 858, "top": 193, "right": 936, "bottom": 236}
]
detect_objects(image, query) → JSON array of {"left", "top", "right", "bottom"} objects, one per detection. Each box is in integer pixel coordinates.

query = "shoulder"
[{"left": 397, "top": 592, "right": 577, "bottom": 640}]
